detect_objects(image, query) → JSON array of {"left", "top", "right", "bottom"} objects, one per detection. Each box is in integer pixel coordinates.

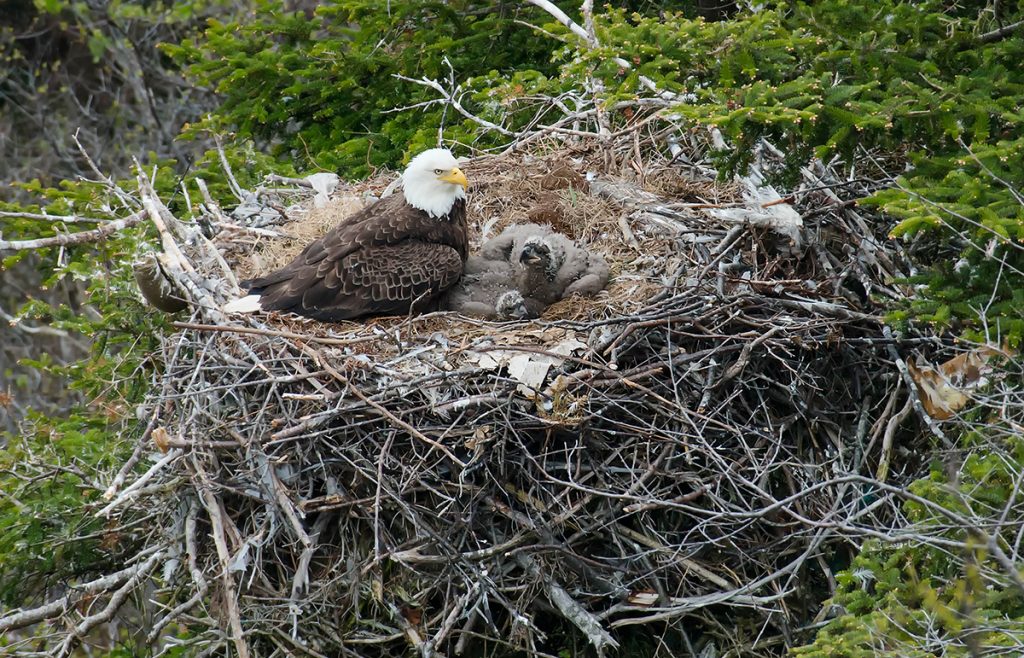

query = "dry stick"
[
  {"left": 146, "top": 501, "right": 210, "bottom": 644},
  {"left": 98, "top": 448, "right": 183, "bottom": 517},
  {"left": 0, "top": 210, "right": 146, "bottom": 251},
  {"left": 264, "top": 173, "right": 315, "bottom": 188},
  {"left": 347, "top": 374, "right": 467, "bottom": 468},
  {"left": 394, "top": 65, "right": 516, "bottom": 137},
  {"left": 389, "top": 530, "right": 535, "bottom": 564},
  {"left": 0, "top": 210, "right": 116, "bottom": 223},
  {"left": 267, "top": 402, "right": 361, "bottom": 443},
  {"left": 524, "top": 0, "right": 669, "bottom": 98},
  {"left": 159, "top": 437, "right": 244, "bottom": 450},
  {"left": 270, "top": 630, "right": 336, "bottom": 658},
  {"left": 72, "top": 128, "right": 137, "bottom": 209},
  {"left": 196, "top": 178, "right": 229, "bottom": 227},
  {"left": 424, "top": 582, "right": 481, "bottom": 655},
  {"left": 980, "top": 18, "right": 1024, "bottom": 43},
  {"left": 876, "top": 395, "right": 914, "bottom": 482},
  {"left": 139, "top": 171, "right": 242, "bottom": 315},
  {"left": 431, "top": 392, "right": 501, "bottom": 415},
  {"left": 213, "top": 132, "right": 247, "bottom": 202},
  {"left": 260, "top": 454, "right": 310, "bottom": 544},
  {"left": 172, "top": 320, "right": 377, "bottom": 346},
  {"left": 696, "top": 223, "right": 746, "bottom": 283},
  {"left": 697, "top": 359, "right": 718, "bottom": 414},
  {"left": 137, "top": 169, "right": 195, "bottom": 274},
  {"left": 606, "top": 527, "right": 820, "bottom": 627},
  {"left": 453, "top": 609, "right": 481, "bottom": 656},
  {"left": 882, "top": 326, "right": 953, "bottom": 450},
  {"left": 194, "top": 227, "right": 241, "bottom": 293},
  {"left": 617, "top": 213, "right": 641, "bottom": 250},
  {"left": 613, "top": 522, "right": 733, "bottom": 590},
  {"left": 861, "top": 384, "right": 902, "bottom": 462},
  {"left": 493, "top": 485, "right": 621, "bottom": 595},
  {"left": 385, "top": 600, "right": 429, "bottom": 657},
  {"left": 774, "top": 297, "right": 880, "bottom": 323},
  {"left": 513, "top": 551, "right": 619, "bottom": 656},
  {"left": 290, "top": 513, "right": 331, "bottom": 636},
  {"left": 215, "top": 220, "right": 291, "bottom": 238},
  {"left": 526, "top": 0, "right": 595, "bottom": 45},
  {"left": 103, "top": 414, "right": 160, "bottom": 500},
  {"left": 149, "top": 183, "right": 238, "bottom": 300},
  {"left": 243, "top": 436, "right": 319, "bottom": 630},
  {"left": 198, "top": 484, "right": 251, "bottom": 658},
  {"left": 713, "top": 326, "right": 783, "bottom": 389},
  {"left": 589, "top": 178, "right": 694, "bottom": 235},
  {"left": 396, "top": 4, "right": 668, "bottom": 147}
]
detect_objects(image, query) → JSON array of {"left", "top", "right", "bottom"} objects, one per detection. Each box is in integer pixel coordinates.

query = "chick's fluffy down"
[
  {"left": 442, "top": 255, "right": 523, "bottom": 320},
  {"left": 445, "top": 223, "right": 608, "bottom": 319}
]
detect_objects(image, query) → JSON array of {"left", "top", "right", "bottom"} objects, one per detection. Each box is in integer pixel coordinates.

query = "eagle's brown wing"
[
  {"left": 255, "top": 242, "right": 463, "bottom": 321},
  {"left": 244, "top": 193, "right": 468, "bottom": 321}
]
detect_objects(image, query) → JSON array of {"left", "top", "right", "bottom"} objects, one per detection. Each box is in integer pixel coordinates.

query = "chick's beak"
[
  {"left": 519, "top": 245, "right": 541, "bottom": 265},
  {"left": 440, "top": 167, "right": 468, "bottom": 189}
]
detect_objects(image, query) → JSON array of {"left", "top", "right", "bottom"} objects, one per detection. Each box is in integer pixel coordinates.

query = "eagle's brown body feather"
[{"left": 244, "top": 192, "right": 468, "bottom": 321}]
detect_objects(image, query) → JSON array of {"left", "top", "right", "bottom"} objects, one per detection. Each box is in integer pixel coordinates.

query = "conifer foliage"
[{"left": 166, "top": 1, "right": 560, "bottom": 176}]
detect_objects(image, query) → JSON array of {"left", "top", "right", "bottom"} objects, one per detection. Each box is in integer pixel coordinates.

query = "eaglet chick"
[
  {"left": 442, "top": 254, "right": 529, "bottom": 320},
  {"left": 485, "top": 223, "right": 610, "bottom": 317},
  {"left": 445, "top": 224, "right": 608, "bottom": 320}
]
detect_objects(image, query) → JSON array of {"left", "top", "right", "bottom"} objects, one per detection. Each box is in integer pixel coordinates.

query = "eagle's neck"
[{"left": 402, "top": 178, "right": 466, "bottom": 219}]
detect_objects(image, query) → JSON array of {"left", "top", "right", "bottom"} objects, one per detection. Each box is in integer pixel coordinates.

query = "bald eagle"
[{"left": 227, "top": 149, "right": 469, "bottom": 321}]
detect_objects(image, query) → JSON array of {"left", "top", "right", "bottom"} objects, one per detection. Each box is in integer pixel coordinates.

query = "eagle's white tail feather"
[{"left": 224, "top": 295, "right": 263, "bottom": 314}]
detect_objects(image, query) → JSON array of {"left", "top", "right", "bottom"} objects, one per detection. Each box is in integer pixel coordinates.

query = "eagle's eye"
[{"left": 434, "top": 168, "right": 444, "bottom": 175}]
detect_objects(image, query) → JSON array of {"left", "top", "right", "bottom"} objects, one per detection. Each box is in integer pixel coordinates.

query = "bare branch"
[
  {"left": 0, "top": 210, "right": 146, "bottom": 251},
  {"left": 525, "top": 0, "right": 596, "bottom": 46},
  {"left": 980, "top": 18, "right": 1024, "bottom": 43},
  {"left": 0, "top": 549, "right": 164, "bottom": 635}
]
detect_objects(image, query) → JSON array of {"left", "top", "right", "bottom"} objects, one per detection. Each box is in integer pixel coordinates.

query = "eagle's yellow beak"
[{"left": 439, "top": 167, "right": 468, "bottom": 189}]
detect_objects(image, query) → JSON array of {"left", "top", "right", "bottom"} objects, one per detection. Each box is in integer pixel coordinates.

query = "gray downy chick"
[
  {"left": 514, "top": 233, "right": 565, "bottom": 312},
  {"left": 443, "top": 255, "right": 529, "bottom": 320},
  {"left": 509, "top": 225, "right": 610, "bottom": 313},
  {"left": 464, "top": 222, "right": 610, "bottom": 318},
  {"left": 552, "top": 237, "right": 610, "bottom": 299}
]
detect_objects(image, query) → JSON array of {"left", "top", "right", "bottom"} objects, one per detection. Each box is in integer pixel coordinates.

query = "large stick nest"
[{"left": 101, "top": 139, "right": 934, "bottom": 658}]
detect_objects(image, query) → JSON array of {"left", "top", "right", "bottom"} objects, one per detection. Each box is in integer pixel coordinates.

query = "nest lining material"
[{"left": 102, "top": 144, "right": 927, "bottom": 657}]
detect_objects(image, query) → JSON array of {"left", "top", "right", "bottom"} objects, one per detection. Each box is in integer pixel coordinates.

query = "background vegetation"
[{"left": 2, "top": 0, "right": 1022, "bottom": 655}]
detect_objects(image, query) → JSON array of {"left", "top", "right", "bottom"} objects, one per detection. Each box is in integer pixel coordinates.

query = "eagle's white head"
[{"left": 401, "top": 148, "right": 468, "bottom": 218}]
